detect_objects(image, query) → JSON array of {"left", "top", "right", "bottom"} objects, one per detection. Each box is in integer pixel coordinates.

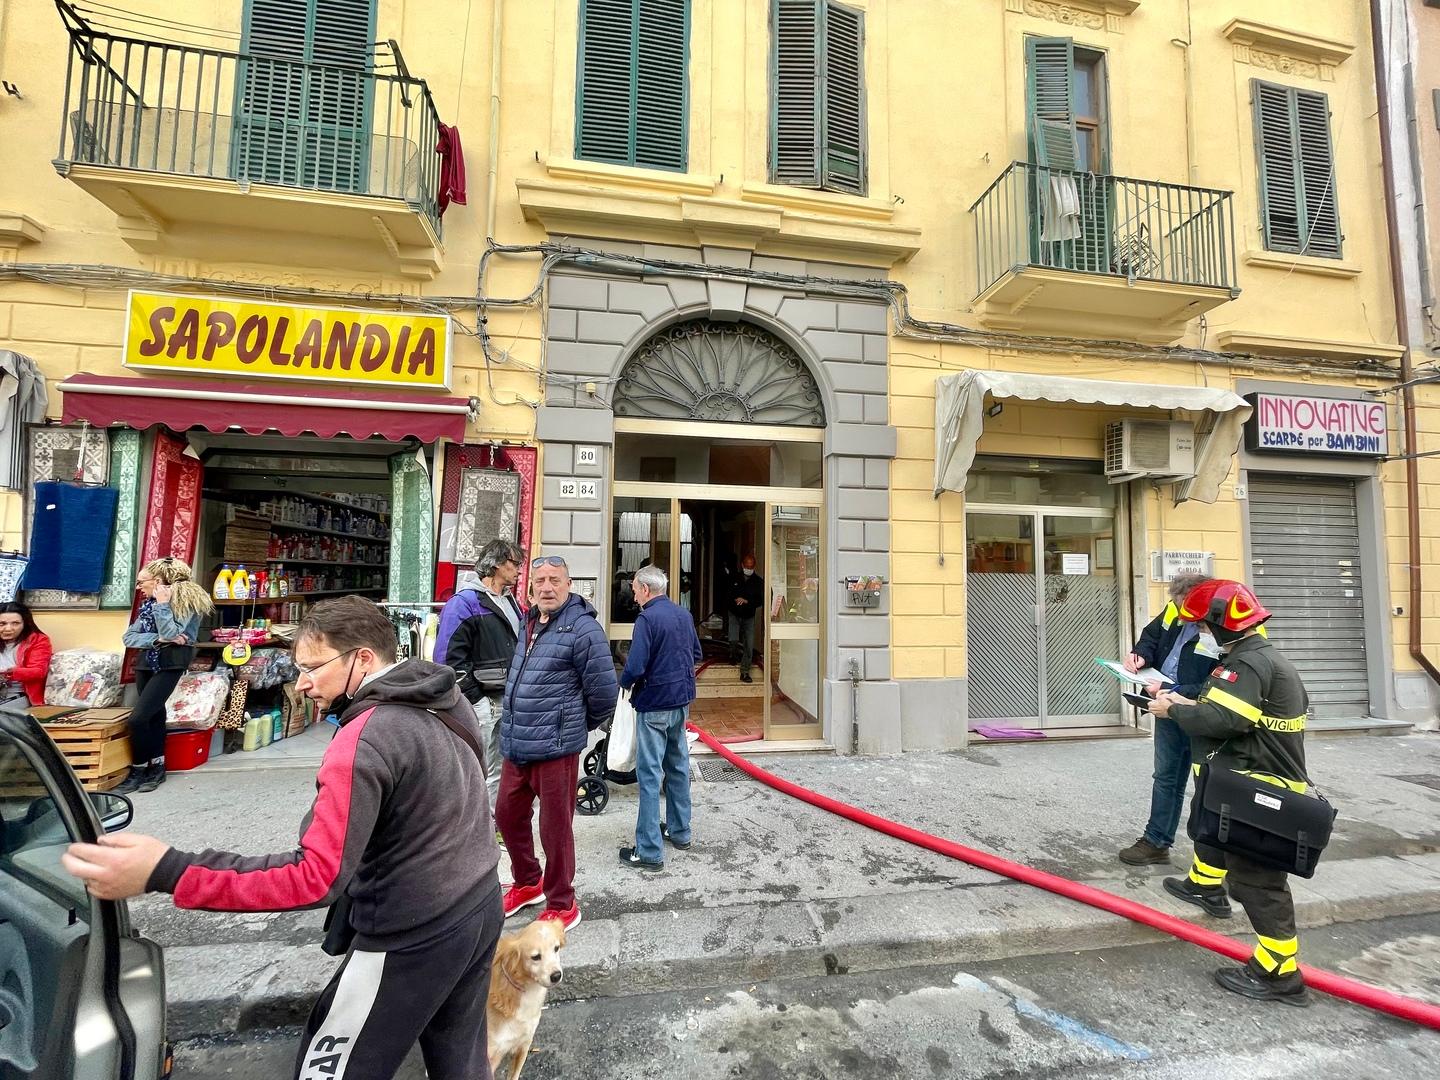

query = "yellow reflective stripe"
[
  {"left": 1240, "top": 770, "right": 1308, "bottom": 794},
  {"left": 1258, "top": 714, "right": 1306, "bottom": 733},
  {"left": 1192, "top": 856, "right": 1226, "bottom": 879},
  {"left": 1257, "top": 624, "right": 1269, "bottom": 638},
  {"left": 1203, "top": 687, "right": 1263, "bottom": 723},
  {"left": 1256, "top": 935, "right": 1299, "bottom": 975},
  {"left": 1162, "top": 601, "right": 1180, "bottom": 628},
  {"left": 1192, "top": 762, "right": 1202, "bottom": 777}
]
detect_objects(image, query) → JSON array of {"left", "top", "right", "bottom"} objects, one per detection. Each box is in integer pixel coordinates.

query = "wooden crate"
[{"left": 42, "top": 717, "right": 133, "bottom": 792}]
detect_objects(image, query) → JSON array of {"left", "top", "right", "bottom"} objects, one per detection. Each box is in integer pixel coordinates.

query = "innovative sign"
[
  {"left": 1245, "top": 392, "right": 1388, "bottom": 456},
  {"left": 123, "top": 291, "right": 452, "bottom": 390}
]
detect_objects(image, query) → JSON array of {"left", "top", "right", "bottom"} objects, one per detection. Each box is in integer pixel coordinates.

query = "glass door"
[
  {"left": 765, "top": 503, "right": 822, "bottom": 740},
  {"left": 966, "top": 507, "right": 1123, "bottom": 729}
]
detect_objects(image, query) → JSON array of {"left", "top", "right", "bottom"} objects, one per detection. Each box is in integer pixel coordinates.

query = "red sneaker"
[
  {"left": 502, "top": 882, "right": 545, "bottom": 918},
  {"left": 537, "top": 903, "right": 581, "bottom": 932}
]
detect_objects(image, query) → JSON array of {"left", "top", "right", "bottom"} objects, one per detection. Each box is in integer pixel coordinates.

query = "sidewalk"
[{"left": 134, "top": 731, "right": 1440, "bottom": 1037}]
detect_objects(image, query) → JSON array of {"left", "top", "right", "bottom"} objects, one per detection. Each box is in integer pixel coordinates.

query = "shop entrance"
[
  {"left": 608, "top": 423, "right": 824, "bottom": 743},
  {"left": 964, "top": 459, "right": 1129, "bottom": 734}
]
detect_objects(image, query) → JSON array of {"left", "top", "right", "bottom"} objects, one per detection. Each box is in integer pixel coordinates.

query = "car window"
[{"left": 0, "top": 734, "right": 90, "bottom": 913}]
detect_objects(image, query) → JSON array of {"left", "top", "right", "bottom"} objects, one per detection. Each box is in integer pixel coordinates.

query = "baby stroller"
[{"left": 576, "top": 715, "right": 637, "bottom": 816}]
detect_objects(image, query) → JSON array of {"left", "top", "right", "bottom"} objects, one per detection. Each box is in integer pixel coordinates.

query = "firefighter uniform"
[{"left": 1167, "top": 633, "right": 1310, "bottom": 999}]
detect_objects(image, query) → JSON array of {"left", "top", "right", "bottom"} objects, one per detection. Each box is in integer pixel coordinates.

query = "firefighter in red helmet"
[{"left": 1148, "top": 579, "right": 1312, "bottom": 1006}]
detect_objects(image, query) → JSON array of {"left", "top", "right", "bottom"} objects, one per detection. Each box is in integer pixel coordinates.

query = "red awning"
[{"left": 59, "top": 373, "right": 473, "bottom": 444}]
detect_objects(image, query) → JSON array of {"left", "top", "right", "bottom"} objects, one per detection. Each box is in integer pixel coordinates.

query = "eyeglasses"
[
  {"left": 531, "top": 556, "right": 567, "bottom": 569},
  {"left": 295, "top": 648, "right": 357, "bottom": 678}
]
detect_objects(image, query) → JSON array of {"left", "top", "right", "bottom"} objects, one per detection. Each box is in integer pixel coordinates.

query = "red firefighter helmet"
[{"left": 1176, "top": 579, "right": 1271, "bottom": 633}]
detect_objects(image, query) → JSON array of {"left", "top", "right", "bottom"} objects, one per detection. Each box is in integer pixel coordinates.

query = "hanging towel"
[
  {"left": 0, "top": 554, "right": 28, "bottom": 603},
  {"left": 21, "top": 481, "right": 120, "bottom": 593},
  {"left": 436, "top": 123, "right": 468, "bottom": 215},
  {"left": 1040, "top": 173, "right": 1083, "bottom": 243}
]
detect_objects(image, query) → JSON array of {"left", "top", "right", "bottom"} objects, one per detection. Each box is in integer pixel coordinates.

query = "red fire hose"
[{"left": 688, "top": 725, "right": 1440, "bottom": 1030}]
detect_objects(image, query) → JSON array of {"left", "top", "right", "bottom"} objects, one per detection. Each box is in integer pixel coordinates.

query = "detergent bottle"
[
  {"left": 213, "top": 565, "right": 233, "bottom": 601},
  {"left": 232, "top": 565, "right": 250, "bottom": 600}
]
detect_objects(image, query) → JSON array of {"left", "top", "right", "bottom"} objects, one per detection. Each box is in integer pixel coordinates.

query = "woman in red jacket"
[{"left": 0, "top": 602, "right": 54, "bottom": 707}]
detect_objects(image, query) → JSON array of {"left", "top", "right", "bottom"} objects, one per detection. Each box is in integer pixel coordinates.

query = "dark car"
[{"left": 0, "top": 706, "right": 168, "bottom": 1078}]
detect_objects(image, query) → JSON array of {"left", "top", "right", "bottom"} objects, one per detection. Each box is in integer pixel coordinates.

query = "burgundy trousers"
[{"left": 494, "top": 753, "right": 580, "bottom": 912}]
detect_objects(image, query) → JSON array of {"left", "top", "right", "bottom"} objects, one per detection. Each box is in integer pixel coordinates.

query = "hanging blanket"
[
  {"left": 21, "top": 481, "right": 119, "bottom": 593},
  {"left": 0, "top": 553, "right": 28, "bottom": 603}
]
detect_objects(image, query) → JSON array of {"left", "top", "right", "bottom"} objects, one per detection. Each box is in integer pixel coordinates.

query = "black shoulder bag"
[
  {"left": 321, "top": 707, "right": 489, "bottom": 955},
  {"left": 1187, "top": 723, "right": 1337, "bottom": 879}
]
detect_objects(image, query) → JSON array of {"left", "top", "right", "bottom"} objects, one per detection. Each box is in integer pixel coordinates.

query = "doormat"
[
  {"left": 695, "top": 760, "right": 752, "bottom": 783},
  {"left": 972, "top": 724, "right": 1047, "bottom": 740}
]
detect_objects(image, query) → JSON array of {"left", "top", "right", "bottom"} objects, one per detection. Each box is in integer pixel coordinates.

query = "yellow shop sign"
[{"left": 123, "top": 291, "right": 452, "bottom": 390}]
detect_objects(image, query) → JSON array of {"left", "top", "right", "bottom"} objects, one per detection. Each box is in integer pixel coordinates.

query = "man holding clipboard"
[{"left": 1115, "top": 573, "right": 1216, "bottom": 869}]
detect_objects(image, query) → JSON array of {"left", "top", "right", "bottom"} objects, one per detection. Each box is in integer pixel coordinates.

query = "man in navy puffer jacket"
[
  {"left": 618, "top": 564, "right": 703, "bottom": 871},
  {"left": 496, "top": 555, "right": 617, "bottom": 931}
]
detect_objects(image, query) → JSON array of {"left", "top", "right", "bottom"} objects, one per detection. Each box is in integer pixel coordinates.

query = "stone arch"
[{"left": 612, "top": 318, "right": 827, "bottom": 426}]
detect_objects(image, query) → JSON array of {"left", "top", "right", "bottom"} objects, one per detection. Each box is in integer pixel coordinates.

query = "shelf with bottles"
[
  {"left": 257, "top": 493, "right": 391, "bottom": 540},
  {"left": 213, "top": 589, "right": 385, "bottom": 606},
  {"left": 213, "top": 562, "right": 387, "bottom": 602}
]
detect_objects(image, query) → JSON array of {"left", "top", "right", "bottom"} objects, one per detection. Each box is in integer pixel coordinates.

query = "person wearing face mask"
[
  {"left": 1149, "top": 580, "right": 1311, "bottom": 1006},
  {"left": 1116, "top": 572, "right": 1215, "bottom": 866},
  {"left": 725, "top": 553, "right": 764, "bottom": 683},
  {"left": 62, "top": 596, "right": 503, "bottom": 1080}
]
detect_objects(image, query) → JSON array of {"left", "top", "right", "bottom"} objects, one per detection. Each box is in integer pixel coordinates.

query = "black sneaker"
[
  {"left": 136, "top": 765, "right": 166, "bottom": 794},
  {"left": 660, "top": 822, "right": 692, "bottom": 851},
  {"left": 1118, "top": 838, "right": 1171, "bottom": 866},
  {"left": 1163, "top": 876, "right": 1233, "bottom": 919},
  {"left": 740, "top": 672, "right": 753, "bottom": 683},
  {"left": 618, "top": 846, "right": 664, "bottom": 872},
  {"left": 1214, "top": 962, "right": 1310, "bottom": 1007},
  {"left": 111, "top": 766, "right": 146, "bottom": 796}
]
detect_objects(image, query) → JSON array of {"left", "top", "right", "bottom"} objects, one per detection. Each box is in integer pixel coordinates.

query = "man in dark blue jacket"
[
  {"left": 1117, "top": 572, "right": 1216, "bottom": 866},
  {"left": 495, "top": 555, "right": 617, "bottom": 931},
  {"left": 618, "top": 565, "right": 703, "bottom": 871}
]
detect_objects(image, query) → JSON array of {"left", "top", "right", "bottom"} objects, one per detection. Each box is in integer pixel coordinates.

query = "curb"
[{"left": 163, "top": 851, "right": 1440, "bottom": 1038}]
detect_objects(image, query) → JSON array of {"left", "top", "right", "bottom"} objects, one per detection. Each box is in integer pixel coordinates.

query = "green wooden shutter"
[
  {"left": 236, "top": 0, "right": 374, "bottom": 191},
  {"left": 1253, "top": 80, "right": 1341, "bottom": 258},
  {"left": 635, "top": 0, "right": 689, "bottom": 170},
  {"left": 576, "top": 0, "right": 688, "bottom": 171},
  {"left": 771, "top": 0, "right": 821, "bottom": 186},
  {"left": 821, "top": 0, "right": 865, "bottom": 194},
  {"left": 1026, "top": 37, "right": 1078, "bottom": 172},
  {"left": 1294, "top": 89, "right": 1341, "bottom": 257}
]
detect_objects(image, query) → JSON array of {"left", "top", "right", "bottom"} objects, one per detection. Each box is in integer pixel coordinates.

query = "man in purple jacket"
[{"left": 619, "top": 564, "right": 703, "bottom": 871}]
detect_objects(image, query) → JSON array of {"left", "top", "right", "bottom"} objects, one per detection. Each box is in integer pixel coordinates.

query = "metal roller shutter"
[{"left": 1248, "top": 475, "right": 1369, "bottom": 719}]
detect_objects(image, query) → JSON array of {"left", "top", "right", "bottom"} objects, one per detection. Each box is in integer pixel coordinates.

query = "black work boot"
[
  {"left": 1214, "top": 961, "right": 1310, "bottom": 1007},
  {"left": 136, "top": 763, "right": 167, "bottom": 794},
  {"left": 1118, "top": 838, "right": 1171, "bottom": 866},
  {"left": 1163, "top": 876, "right": 1233, "bottom": 919},
  {"left": 111, "top": 766, "right": 147, "bottom": 795}
]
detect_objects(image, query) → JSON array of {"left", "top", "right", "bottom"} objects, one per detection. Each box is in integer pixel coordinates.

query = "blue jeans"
[
  {"left": 634, "top": 707, "right": 693, "bottom": 864},
  {"left": 1143, "top": 717, "right": 1193, "bottom": 849}
]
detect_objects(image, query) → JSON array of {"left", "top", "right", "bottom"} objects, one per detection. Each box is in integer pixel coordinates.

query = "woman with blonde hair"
[{"left": 115, "top": 557, "right": 215, "bottom": 794}]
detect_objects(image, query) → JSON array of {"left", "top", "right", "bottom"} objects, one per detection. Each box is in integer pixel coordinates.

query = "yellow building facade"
[{"left": 1, "top": 0, "right": 1435, "bottom": 752}]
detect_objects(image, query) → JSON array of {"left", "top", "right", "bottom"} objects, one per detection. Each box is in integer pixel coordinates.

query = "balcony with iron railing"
[
  {"left": 52, "top": 7, "right": 449, "bottom": 278},
  {"left": 969, "top": 162, "right": 1240, "bottom": 345}
]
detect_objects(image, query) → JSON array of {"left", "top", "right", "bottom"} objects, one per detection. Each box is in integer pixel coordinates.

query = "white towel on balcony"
[{"left": 1040, "top": 174, "right": 1083, "bottom": 243}]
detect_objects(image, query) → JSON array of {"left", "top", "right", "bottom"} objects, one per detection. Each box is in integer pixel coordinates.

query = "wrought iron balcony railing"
[
  {"left": 970, "top": 161, "right": 1239, "bottom": 298},
  {"left": 54, "top": 17, "right": 445, "bottom": 237}
]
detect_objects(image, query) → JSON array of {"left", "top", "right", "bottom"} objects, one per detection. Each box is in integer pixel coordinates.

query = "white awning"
[{"left": 933, "top": 370, "right": 1252, "bottom": 504}]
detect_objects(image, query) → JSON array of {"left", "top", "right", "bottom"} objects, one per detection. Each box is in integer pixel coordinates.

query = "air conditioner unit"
[{"left": 1104, "top": 420, "right": 1196, "bottom": 482}]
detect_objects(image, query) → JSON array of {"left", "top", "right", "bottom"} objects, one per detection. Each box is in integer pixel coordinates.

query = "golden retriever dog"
[{"left": 487, "top": 917, "right": 566, "bottom": 1079}]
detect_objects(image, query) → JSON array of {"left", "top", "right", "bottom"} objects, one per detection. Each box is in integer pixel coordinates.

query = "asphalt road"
[{"left": 171, "top": 913, "right": 1440, "bottom": 1079}]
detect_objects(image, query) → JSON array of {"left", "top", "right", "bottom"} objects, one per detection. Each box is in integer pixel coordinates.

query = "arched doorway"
[{"left": 609, "top": 320, "right": 826, "bottom": 743}]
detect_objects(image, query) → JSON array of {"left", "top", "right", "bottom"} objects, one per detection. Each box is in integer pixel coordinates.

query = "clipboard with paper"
[{"left": 1094, "top": 658, "right": 1173, "bottom": 688}]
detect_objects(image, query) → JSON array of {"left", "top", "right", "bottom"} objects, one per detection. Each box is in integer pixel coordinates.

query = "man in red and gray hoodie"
[{"left": 63, "top": 596, "right": 502, "bottom": 1080}]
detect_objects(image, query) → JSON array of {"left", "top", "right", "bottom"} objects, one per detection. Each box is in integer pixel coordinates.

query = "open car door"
[{"left": 0, "top": 707, "right": 168, "bottom": 1079}]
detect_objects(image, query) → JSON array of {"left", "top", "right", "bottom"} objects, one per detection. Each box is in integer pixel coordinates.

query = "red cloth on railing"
[{"left": 436, "top": 123, "right": 467, "bottom": 215}]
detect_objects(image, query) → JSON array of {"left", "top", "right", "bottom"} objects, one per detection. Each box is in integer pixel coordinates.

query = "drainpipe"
[
  {"left": 484, "top": 0, "right": 505, "bottom": 243},
  {"left": 847, "top": 657, "right": 862, "bottom": 755},
  {"left": 1369, "top": 0, "right": 1440, "bottom": 686}
]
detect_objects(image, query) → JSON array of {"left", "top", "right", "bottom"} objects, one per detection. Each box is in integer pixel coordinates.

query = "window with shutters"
[
  {"left": 575, "top": 0, "right": 690, "bottom": 172},
  {"left": 1025, "top": 37, "right": 1108, "bottom": 175},
  {"left": 234, "top": 0, "right": 376, "bottom": 192},
  {"left": 1252, "top": 80, "right": 1342, "bottom": 259},
  {"left": 770, "top": 0, "right": 867, "bottom": 195}
]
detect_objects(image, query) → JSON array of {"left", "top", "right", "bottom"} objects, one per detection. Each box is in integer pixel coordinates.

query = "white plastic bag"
[
  {"left": 608, "top": 690, "right": 637, "bottom": 773},
  {"left": 165, "top": 671, "right": 232, "bottom": 730}
]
